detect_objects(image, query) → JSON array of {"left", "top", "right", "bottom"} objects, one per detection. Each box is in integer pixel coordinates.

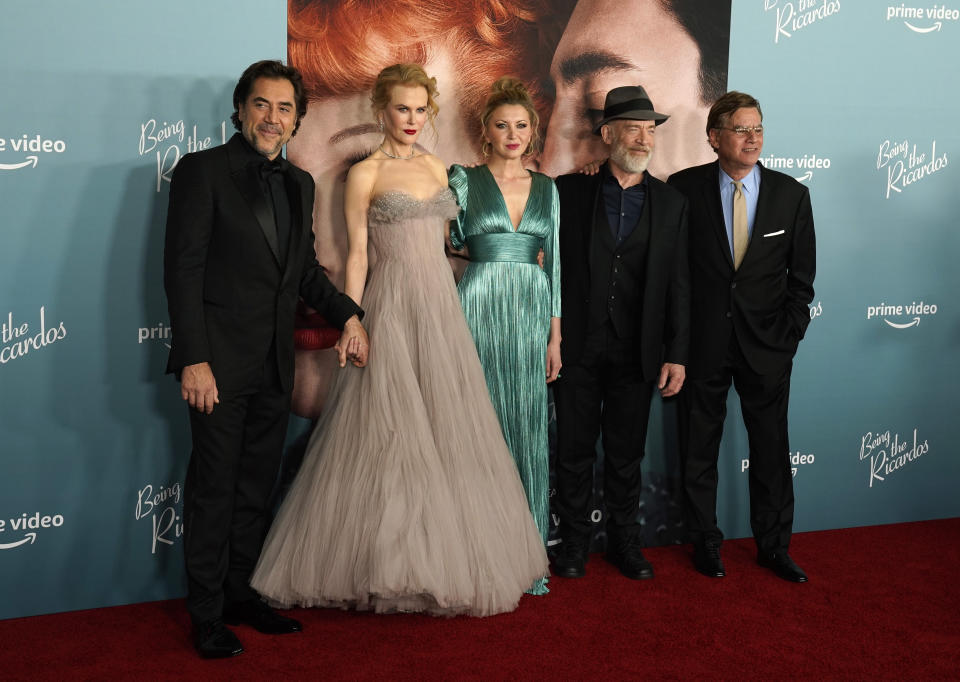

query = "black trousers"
[
  {"left": 182, "top": 353, "right": 290, "bottom": 624},
  {"left": 553, "top": 324, "right": 654, "bottom": 545},
  {"left": 679, "top": 335, "right": 794, "bottom": 554}
]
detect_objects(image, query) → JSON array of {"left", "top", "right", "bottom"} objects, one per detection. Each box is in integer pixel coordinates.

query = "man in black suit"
[
  {"left": 668, "top": 91, "right": 816, "bottom": 583},
  {"left": 164, "top": 60, "right": 367, "bottom": 658},
  {"left": 550, "top": 86, "right": 690, "bottom": 580}
]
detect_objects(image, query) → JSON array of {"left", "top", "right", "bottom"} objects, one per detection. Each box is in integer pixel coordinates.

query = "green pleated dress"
[{"left": 448, "top": 164, "right": 561, "bottom": 595}]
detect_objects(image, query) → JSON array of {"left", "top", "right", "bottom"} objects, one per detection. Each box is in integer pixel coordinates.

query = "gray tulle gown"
[{"left": 250, "top": 188, "right": 548, "bottom": 616}]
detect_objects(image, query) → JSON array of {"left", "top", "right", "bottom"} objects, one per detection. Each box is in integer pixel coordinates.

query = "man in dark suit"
[
  {"left": 164, "top": 60, "right": 367, "bottom": 658},
  {"left": 550, "top": 86, "right": 690, "bottom": 580},
  {"left": 668, "top": 91, "right": 816, "bottom": 583}
]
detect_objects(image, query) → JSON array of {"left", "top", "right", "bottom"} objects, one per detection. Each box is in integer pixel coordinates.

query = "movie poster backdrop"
[{"left": 0, "top": 1, "right": 957, "bottom": 619}]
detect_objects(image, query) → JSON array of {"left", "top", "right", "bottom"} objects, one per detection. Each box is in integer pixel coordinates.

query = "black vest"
[{"left": 587, "top": 185, "right": 651, "bottom": 338}]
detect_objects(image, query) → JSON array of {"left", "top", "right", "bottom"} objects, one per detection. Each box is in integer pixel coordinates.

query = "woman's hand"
[{"left": 546, "top": 338, "right": 562, "bottom": 383}]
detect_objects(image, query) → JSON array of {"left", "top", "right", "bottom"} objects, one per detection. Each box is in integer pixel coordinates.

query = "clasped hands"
[
  {"left": 335, "top": 315, "right": 369, "bottom": 368},
  {"left": 181, "top": 315, "right": 370, "bottom": 415}
]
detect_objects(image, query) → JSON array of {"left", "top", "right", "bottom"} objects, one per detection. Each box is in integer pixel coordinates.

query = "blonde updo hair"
[
  {"left": 371, "top": 63, "right": 440, "bottom": 123},
  {"left": 479, "top": 76, "right": 540, "bottom": 157}
]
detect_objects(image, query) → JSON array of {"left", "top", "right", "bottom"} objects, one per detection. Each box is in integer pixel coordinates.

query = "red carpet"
[{"left": 3, "top": 518, "right": 959, "bottom": 680}]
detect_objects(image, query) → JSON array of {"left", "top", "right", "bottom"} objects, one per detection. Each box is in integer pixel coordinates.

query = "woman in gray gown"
[{"left": 250, "top": 64, "right": 548, "bottom": 617}]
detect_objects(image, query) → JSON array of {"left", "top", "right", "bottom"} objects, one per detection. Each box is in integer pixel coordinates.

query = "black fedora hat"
[{"left": 592, "top": 85, "right": 668, "bottom": 134}]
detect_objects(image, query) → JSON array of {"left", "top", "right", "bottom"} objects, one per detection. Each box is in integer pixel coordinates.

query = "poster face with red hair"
[
  {"left": 287, "top": 0, "right": 732, "bottom": 418},
  {"left": 285, "top": 0, "right": 732, "bottom": 547}
]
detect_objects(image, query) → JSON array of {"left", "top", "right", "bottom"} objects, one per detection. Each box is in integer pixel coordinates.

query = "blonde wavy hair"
[
  {"left": 480, "top": 76, "right": 541, "bottom": 157},
  {"left": 371, "top": 63, "right": 440, "bottom": 124}
]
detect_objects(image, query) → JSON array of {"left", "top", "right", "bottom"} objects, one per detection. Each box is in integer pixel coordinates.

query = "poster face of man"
[{"left": 540, "top": 0, "right": 720, "bottom": 179}]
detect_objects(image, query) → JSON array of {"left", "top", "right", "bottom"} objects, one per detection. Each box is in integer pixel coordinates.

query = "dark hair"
[
  {"left": 705, "top": 91, "right": 762, "bottom": 148},
  {"left": 231, "top": 60, "right": 308, "bottom": 136},
  {"left": 662, "top": 0, "right": 731, "bottom": 105}
]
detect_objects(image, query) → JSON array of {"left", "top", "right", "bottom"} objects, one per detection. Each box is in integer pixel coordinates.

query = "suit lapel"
[
  {"left": 227, "top": 136, "right": 282, "bottom": 267},
  {"left": 281, "top": 171, "right": 306, "bottom": 284},
  {"left": 703, "top": 161, "right": 734, "bottom": 269},
  {"left": 644, "top": 176, "right": 659, "bottom": 257},
  {"left": 584, "top": 176, "right": 601, "bottom": 251},
  {"left": 739, "top": 162, "right": 770, "bottom": 268},
  {"left": 584, "top": 171, "right": 608, "bottom": 274},
  {"left": 639, "top": 178, "right": 659, "bottom": 316},
  {"left": 752, "top": 162, "right": 774, "bottom": 237}
]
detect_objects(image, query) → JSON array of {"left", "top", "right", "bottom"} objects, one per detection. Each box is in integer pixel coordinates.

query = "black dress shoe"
[
  {"left": 194, "top": 619, "right": 243, "bottom": 659},
  {"left": 549, "top": 538, "right": 589, "bottom": 578},
  {"left": 693, "top": 544, "right": 726, "bottom": 578},
  {"left": 605, "top": 539, "right": 654, "bottom": 580},
  {"left": 223, "top": 599, "right": 303, "bottom": 634},
  {"left": 757, "top": 551, "right": 808, "bottom": 583}
]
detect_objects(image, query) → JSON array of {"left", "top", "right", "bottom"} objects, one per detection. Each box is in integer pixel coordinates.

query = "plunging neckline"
[{"left": 481, "top": 165, "right": 534, "bottom": 232}]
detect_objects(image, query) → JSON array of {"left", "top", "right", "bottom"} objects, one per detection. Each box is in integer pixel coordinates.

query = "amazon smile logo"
[
  {"left": 866, "top": 300, "right": 938, "bottom": 328},
  {"left": 0, "top": 134, "right": 67, "bottom": 170},
  {"left": 0, "top": 512, "right": 65, "bottom": 550},
  {"left": 886, "top": 4, "right": 958, "bottom": 32}
]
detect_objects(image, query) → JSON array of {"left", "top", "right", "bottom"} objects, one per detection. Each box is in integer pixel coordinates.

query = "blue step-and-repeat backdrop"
[{"left": 1, "top": 1, "right": 957, "bottom": 619}]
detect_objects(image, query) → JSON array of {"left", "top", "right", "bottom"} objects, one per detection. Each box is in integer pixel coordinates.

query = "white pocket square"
[{"left": 762, "top": 230, "right": 785, "bottom": 238}]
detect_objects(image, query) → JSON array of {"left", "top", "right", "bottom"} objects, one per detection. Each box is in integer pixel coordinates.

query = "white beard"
[{"left": 611, "top": 142, "right": 652, "bottom": 174}]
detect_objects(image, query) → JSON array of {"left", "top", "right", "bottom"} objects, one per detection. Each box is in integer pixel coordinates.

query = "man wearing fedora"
[
  {"left": 667, "top": 91, "right": 816, "bottom": 582},
  {"left": 550, "top": 85, "right": 690, "bottom": 580}
]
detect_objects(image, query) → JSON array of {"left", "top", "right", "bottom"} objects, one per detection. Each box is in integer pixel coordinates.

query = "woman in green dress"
[{"left": 448, "top": 77, "right": 561, "bottom": 595}]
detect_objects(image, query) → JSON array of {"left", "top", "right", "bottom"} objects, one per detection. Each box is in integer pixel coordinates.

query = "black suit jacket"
[
  {"left": 163, "top": 133, "right": 361, "bottom": 392},
  {"left": 667, "top": 161, "right": 816, "bottom": 378},
  {"left": 555, "top": 167, "right": 690, "bottom": 380}
]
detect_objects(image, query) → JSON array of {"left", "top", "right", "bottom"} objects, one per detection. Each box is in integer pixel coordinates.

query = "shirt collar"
[
  {"left": 718, "top": 163, "right": 760, "bottom": 194},
  {"left": 602, "top": 161, "right": 648, "bottom": 192}
]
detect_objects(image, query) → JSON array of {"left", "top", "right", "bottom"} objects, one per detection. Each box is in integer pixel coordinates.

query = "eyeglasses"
[{"left": 716, "top": 125, "right": 764, "bottom": 136}]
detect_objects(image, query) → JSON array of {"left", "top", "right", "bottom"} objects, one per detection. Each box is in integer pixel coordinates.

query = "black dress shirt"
[
  {"left": 602, "top": 165, "right": 647, "bottom": 246},
  {"left": 235, "top": 135, "right": 292, "bottom": 266},
  {"left": 259, "top": 157, "right": 291, "bottom": 266}
]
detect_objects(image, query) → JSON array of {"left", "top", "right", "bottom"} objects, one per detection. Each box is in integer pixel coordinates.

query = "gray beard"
[{"left": 610, "top": 143, "right": 652, "bottom": 174}]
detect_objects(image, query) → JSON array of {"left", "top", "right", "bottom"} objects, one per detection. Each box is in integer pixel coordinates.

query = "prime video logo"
[
  {"left": 866, "top": 301, "right": 938, "bottom": 328},
  {"left": 742, "top": 451, "right": 813, "bottom": 478},
  {"left": 886, "top": 4, "right": 959, "bottom": 33},
  {"left": 139, "top": 322, "right": 171, "bottom": 347}
]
